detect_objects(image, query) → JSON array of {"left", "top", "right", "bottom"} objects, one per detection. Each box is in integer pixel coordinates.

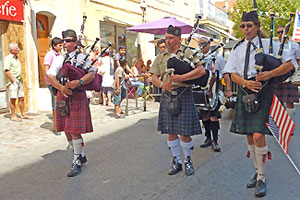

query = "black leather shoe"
[
  {"left": 168, "top": 157, "right": 183, "bottom": 175},
  {"left": 184, "top": 156, "right": 194, "bottom": 176},
  {"left": 255, "top": 180, "right": 266, "bottom": 197},
  {"left": 246, "top": 174, "right": 257, "bottom": 188},
  {"left": 211, "top": 141, "right": 221, "bottom": 152},
  {"left": 67, "top": 162, "right": 81, "bottom": 177},
  {"left": 200, "top": 138, "right": 212, "bottom": 148},
  {"left": 80, "top": 155, "right": 87, "bottom": 164}
]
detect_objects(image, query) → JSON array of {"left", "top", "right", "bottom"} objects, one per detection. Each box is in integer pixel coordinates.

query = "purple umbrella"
[{"left": 126, "top": 16, "right": 207, "bottom": 35}]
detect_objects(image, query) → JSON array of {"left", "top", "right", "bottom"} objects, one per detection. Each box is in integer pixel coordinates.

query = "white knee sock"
[
  {"left": 167, "top": 138, "right": 182, "bottom": 164},
  {"left": 248, "top": 144, "right": 258, "bottom": 174},
  {"left": 180, "top": 140, "right": 194, "bottom": 161},
  {"left": 286, "top": 108, "right": 295, "bottom": 118},
  {"left": 255, "top": 146, "right": 269, "bottom": 183},
  {"left": 68, "top": 140, "right": 73, "bottom": 149},
  {"left": 73, "top": 139, "right": 83, "bottom": 165}
]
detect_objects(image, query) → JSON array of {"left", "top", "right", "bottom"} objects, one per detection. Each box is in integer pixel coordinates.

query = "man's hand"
[
  {"left": 65, "top": 80, "right": 80, "bottom": 90},
  {"left": 169, "top": 75, "right": 183, "bottom": 83},
  {"left": 225, "top": 90, "right": 233, "bottom": 98},
  {"left": 245, "top": 80, "right": 262, "bottom": 93},
  {"left": 256, "top": 71, "right": 273, "bottom": 82},
  {"left": 61, "top": 86, "right": 72, "bottom": 97},
  {"left": 163, "top": 82, "right": 173, "bottom": 92}
]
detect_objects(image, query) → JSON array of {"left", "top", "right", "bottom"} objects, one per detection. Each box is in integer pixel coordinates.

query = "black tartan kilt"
[
  {"left": 230, "top": 84, "right": 273, "bottom": 135},
  {"left": 158, "top": 88, "right": 202, "bottom": 136},
  {"left": 273, "top": 82, "right": 299, "bottom": 103}
]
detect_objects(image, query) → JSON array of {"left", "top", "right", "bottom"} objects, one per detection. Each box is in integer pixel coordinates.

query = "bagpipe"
[
  {"left": 58, "top": 39, "right": 112, "bottom": 93},
  {"left": 251, "top": 0, "right": 295, "bottom": 84},
  {"left": 167, "top": 36, "right": 224, "bottom": 87},
  {"left": 53, "top": 16, "right": 111, "bottom": 95}
]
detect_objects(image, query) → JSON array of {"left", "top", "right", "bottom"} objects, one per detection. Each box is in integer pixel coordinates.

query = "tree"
[{"left": 230, "top": 0, "right": 300, "bottom": 39}]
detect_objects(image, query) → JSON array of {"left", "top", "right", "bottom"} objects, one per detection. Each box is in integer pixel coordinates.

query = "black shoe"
[
  {"left": 211, "top": 141, "right": 221, "bottom": 152},
  {"left": 255, "top": 180, "right": 266, "bottom": 197},
  {"left": 168, "top": 157, "right": 183, "bottom": 175},
  {"left": 80, "top": 155, "right": 87, "bottom": 164},
  {"left": 184, "top": 156, "right": 195, "bottom": 176},
  {"left": 246, "top": 174, "right": 257, "bottom": 188},
  {"left": 200, "top": 138, "right": 212, "bottom": 148},
  {"left": 67, "top": 161, "right": 81, "bottom": 177}
]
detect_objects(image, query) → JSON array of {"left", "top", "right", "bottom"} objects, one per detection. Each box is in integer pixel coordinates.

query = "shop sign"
[{"left": 0, "top": 0, "right": 24, "bottom": 22}]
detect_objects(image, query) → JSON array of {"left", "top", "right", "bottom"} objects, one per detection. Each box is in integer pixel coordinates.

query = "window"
[{"left": 100, "top": 22, "right": 138, "bottom": 66}]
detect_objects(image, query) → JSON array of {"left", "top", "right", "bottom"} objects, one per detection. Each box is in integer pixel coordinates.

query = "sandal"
[{"left": 10, "top": 117, "right": 22, "bottom": 122}]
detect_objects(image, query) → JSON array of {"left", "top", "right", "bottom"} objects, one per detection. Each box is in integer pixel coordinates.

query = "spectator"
[
  {"left": 89, "top": 47, "right": 103, "bottom": 105},
  {"left": 157, "top": 39, "right": 166, "bottom": 52},
  {"left": 98, "top": 48, "right": 114, "bottom": 106},
  {"left": 4, "top": 43, "right": 32, "bottom": 122},
  {"left": 112, "top": 59, "right": 127, "bottom": 118},
  {"left": 114, "top": 45, "right": 134, "bottom": 75},
  {"left": 129, "top": 58, "right": 144, "bottom": 97},
  {"left": 44, "top": 37, "right": 63, "bottom": 132}
]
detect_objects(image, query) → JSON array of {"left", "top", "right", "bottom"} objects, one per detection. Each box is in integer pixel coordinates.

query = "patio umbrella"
[{"left": 126, "top": 16, "right": 207, "bottom": 35}]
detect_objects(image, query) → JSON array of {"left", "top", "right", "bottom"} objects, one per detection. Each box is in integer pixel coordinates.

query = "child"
[{"left": 112, "top": 59, "right": 127, "bottom": 118}]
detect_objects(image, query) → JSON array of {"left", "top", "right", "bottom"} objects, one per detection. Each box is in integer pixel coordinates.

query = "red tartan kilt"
[{"left": 56, "top": 91, "right": 93, "bottom": 134}]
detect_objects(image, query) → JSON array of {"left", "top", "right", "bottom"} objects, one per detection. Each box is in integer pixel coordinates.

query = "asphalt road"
[{"left": 0, "top": 103, "right": 300, "bottom": 200}]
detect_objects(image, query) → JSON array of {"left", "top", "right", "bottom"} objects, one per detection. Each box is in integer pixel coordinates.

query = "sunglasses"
[
  {"left": 62, "top": 38, "right": 76, "bottom": 43},
  {"left": 199, "top": 42, "right": 207, "bottom": 46},
  {"left": 277, "top": 30, "right": 284, "bottom": 34},
  {"left": 240, "top": 24, "right": 253, "bottom": 29}
]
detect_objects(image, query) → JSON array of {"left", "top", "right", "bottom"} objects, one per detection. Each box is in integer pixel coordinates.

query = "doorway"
[{"left": 36, "top": 14, "right": 50, "bottom": 88}]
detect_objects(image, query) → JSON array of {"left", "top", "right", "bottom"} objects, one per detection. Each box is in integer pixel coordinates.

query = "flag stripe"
[{"left": 267, "top": 95, "right": 294, "bottom": 154}]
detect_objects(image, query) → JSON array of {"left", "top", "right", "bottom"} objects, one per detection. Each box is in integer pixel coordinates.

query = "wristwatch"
[
  {"left": 79, "top": 79, "right": 84, "bottom": 86},
  {"left": 242, "top": 80, "right": 247, "bottom": 88}
]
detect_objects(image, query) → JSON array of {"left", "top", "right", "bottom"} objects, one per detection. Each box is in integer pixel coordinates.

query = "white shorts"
[{"left": 8, "top": 80, "right": 24, "bottom": 99}]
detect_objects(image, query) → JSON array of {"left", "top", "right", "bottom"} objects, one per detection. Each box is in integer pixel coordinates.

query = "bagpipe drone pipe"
[
  {"left": 59, "top": 42, "right": 112, "bottom": 93},
  {"left": 166, "top": 42, "right": 224, "bottom": 87},
  {"left": 251, "top": 2, "right": 295, "bottom": 84}
]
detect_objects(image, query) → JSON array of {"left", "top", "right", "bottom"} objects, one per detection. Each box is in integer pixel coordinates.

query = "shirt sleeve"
[
  {"left": 83, "top": 58, "right": 96, "bottom": 73},
  {"left": 223, "top": 49, "right": 237, "bottom": 74},
  {"left": 149, "top": 54, "right": 162, "bottom": 75},
  {"left": 47, "top": 55, "right": 64, "bottom": 76},
  {"left": 44, "top": 52, "right": 53, "bottom": 66},
  {"left": 4, "top": 55, "right": 10, "bottom": 71},
  {"left": 116, "top": 67, "right": 123, "bottom": 78},
  {"left": 294, "top": 42, "right": 300, "bottom": 59},
  {"left": 215, "top": 55, "right": 226, "bottom": 77},
  {"left": 114, "top": 53, "right": 121, "bottom": 61}
]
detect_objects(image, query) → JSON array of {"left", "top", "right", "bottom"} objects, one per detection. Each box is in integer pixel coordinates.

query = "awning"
[
  {"left": 103, "top": 16, "right": 134, "bottom": 27},
  {"left": 207, "top": 25, "right": 238, "bottom": 41}
]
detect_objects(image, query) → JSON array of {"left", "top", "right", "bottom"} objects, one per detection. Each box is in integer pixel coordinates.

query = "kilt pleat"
[
  {"left": 158, "top": 88, "right": 202, "bottom": 136},
  {"left": 56, "top": 91, "right": 93, "bottom": 134},
  {"left": 273, "top": 82, "right": 299, "bottom": 103},
  {"left": 230, "top": 84, "right": 273, "bottom": 135}
]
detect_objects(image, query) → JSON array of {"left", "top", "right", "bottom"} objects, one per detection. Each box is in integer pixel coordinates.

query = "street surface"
[{"left": 0, "top": 100, "right": 300, "bottom": 200}]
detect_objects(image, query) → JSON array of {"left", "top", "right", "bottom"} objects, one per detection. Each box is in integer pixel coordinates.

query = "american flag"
[
  {"left": 266, "top": 95, "right": 294, "bottom": 154},
  {"left": 292, "top": 11, "right": 300, "bottom": 42}
]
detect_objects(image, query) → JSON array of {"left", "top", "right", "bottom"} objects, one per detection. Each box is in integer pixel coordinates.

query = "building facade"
[{"left": 0, "top": 0, "right": 201, "bottom": 112}]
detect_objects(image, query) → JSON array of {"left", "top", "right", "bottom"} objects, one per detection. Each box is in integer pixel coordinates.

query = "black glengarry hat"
[
  {"left": 166, "top": 25, "right": 181, "bottom": 36},
  {"left": 242, "top": 10, "right": 259, "bottom": 22},
  {"left": 62, "top": 29, "right": 77, "bottom": 40}
]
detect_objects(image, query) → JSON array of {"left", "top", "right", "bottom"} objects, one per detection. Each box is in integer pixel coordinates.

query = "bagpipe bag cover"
[
  {"left": 255, "top": 52, "right": 293, "bottom": 83},
  {"left": 167, "top": 57, "right": 209, "bottom": 87},
  {"left": 61, "top": 62, "right": 102, "bottom": 92}
]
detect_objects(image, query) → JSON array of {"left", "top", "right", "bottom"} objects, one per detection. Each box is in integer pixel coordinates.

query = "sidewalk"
[{"left": 0, "top": 99, "right": 159, "bottom": 175}]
